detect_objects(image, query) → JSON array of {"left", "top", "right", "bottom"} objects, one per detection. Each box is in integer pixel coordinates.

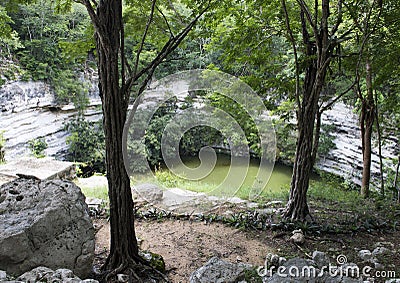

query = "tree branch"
[
  {"left": 319, "top": 80, "right": 356, "bottom": 113},
  {"left": 330, "top": 0, "right": 342, "bottom": 35},
  {"left": 282, "top": 0, "right": 301, "bottom": 111},
  {"left": 134, "top": 0, "right": 157, "bottom": 77},
  {"left": 156, "top": 4, "right": 174, "bottom": 37},
  {"left": 125, "top": 4, "right": 209, "bottom": 99},
  {"left": 297, "top": 0, "right": 318, "bottom": 40},
  {"left": 79, "top": 0, "right": 109, "bottom": 49}
]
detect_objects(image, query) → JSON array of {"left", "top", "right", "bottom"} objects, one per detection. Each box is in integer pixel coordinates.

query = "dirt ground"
[
  {"left": 94, "top": 218, "right": 274, "bottom": 282},
  {"left": 94, "top": 216, "right": 400, "bottom": 283}
]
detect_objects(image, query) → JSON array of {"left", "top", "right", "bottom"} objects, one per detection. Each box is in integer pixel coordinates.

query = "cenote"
[{"left": 140, "top": 153, "right": 319, "bottom": 200}]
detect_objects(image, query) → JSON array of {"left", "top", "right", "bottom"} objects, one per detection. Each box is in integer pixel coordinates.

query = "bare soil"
[
  {"left": 94, "top": 218, "right": 274, "bottom": 282},
  {"left": 93, "top": 214, "right": 400, "bottom": 283}
]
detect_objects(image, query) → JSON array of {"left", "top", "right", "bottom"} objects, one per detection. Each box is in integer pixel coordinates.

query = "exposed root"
[
  {"left": 100, "top": 258, "right": 170, "bottom": 283},
  {"left": 105, "top": 263, "right": 126, "bottom": 282}
]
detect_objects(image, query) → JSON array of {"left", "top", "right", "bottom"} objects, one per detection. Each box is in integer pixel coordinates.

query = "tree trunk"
[
  {"left": 283, "top": 0, "right": 331, "bottom": 222},
  {"left": 374, "top": 92, "right": 384, "bottom": 196},
  {"left": 92, "top": 0, "right": 139, "bottom": 271},
  {"left": 360, "top": 59, "right": 375, "bottom": 198},
  {"left": 284, "top": 112, "right": 314, "bottom": 221},
  {"left": 395, "top": 156, "right": 400, "bottom": 203}
]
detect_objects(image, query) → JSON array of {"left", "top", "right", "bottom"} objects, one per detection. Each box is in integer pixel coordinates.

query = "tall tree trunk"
[
  {"left": 395, "top": 156, "right": 400, "bottom": 203},
  {"left": 360, "top": 58, "right": 375, "bottom": 198},
  {"left": 283, "top": 0, "right": 332, "bottom": 221},
  {"left": 374, "top": 92, "right": 384, "bottom": 196},
  {"left": 91, "top": 0, "right": 139, "bottom": 271}
]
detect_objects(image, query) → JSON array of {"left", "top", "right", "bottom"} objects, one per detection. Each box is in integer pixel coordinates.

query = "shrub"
[
  {"left": 28, "top": 137, "right": 48, "bottom": 158},
  {"left": 64, "top": 117, "right": 105, "bottom": 176}
]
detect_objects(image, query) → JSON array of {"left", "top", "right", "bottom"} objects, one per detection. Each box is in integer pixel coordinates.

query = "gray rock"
[
  {"left": 0, "top": 178, "right": 95, "bottom": 278},
  {"left": 265, "top": 201, "right": 283, "bottom": 207},
  {"left": 16, "top": 267, "right": 56, "bottom": 282},
  {"left": 372, "top": 247, "right": 391, "bottom": 256},
  {"left": 256, "top": 208, "right": 276, "bottom": 215},
  {"left": 386, "top": 280, "right": 400, "bottom": 283},
  {"left": 117, "top": 274, "right": 129, "bottom": 282},
  {"left": 374, "top": 242, "right": 394, "bottom": 249},
  {"left": 312, "top": 251, "right": 330, "bottom": 269},
  {"left": 358, "top": 250, "right": 372, "bottom": 261},
  {"left": 14, "top": 266, "right": 99, "bottom": 283},
  {"left": 265, "top": 253, "right": 287, "bottom": 268},
  {"left": 133, "top": 183, "right": 163, "bottom": 203},
  {"left": 374, "top": 262, "right": 385, "bottom": 270},
  {"left": 270, "top": 254, "right": 280, "bottom": 267},
  {"left": 0, "top": 270, "right": 6, "bottom": 280},
  {"left": 0, "top": 158, "right": 75, "bottom": 183},
  {"left": 283, "top": 257, "right": 316, "bottom": 269},
  {"left": 290, "top": 230, "right": 305, "bottom": 245},
  {"left": 189, "top": 257, "right": 252, "bottom": 283},
  {"left": 0, "top": 79, "right": 101, "bottom": 161}
]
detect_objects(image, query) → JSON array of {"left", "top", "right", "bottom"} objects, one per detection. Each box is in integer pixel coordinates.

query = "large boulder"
[
  {"left": 189, "top": 257, "right": 252, "bottom": 283},
  {"left": 0, "top": 178, "right": 95, "bottom": 278}
]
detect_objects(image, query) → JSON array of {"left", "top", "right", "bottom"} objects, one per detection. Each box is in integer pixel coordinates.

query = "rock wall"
[
  {"left": 0, "top": 79, "right": 101, "bottom": 161},
  {"left": 317, "top": 102, "right": 398, "bottom": 187},
  {"left": 0, "top": 79, "right": 398, "bottom": 187}
]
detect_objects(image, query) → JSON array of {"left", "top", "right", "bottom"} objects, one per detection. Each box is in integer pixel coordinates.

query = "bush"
[
  {"left": 28, "top": 137, "right": 48, "bottom": 158},
  {"left": 64, "top": 117, "right": 105, "bottom": 176},
  {"left": 126, "top": 98, "right": 223, "bottom": 173}
]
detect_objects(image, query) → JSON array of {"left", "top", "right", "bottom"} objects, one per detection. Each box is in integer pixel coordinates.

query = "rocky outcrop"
[
  {"left": 189, "top": 257, "right": 252, "bottom": 283},
  {"left": 0, "top": 79, "right": 101, "bottom": 161},
  {"left": 132, "top": 183, "right": 259, "bottom": 214},
  {"left": 1, "top": 79, "right": 398, "bottom": 188},
  {"left": 0, "top": 178, "right": 95, "bottom": 278},
  {"left": 0, "top": 266, "right": 99, "bottom": 283},
  {"left": 318, "top": 102, "right": 398, "bottom": 187},
  {"left": 0, "top": 157, "right": 76, "bottom": 186},
  {"left": 191, "top": 249, "right": 399, "bottom": 283}
]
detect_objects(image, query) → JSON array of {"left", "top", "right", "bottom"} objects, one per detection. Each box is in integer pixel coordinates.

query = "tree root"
[
  {"left": 293, "top": 243, "right": 312, "bottom": 259},
  {"left": 100, "top": 257, "right": 170, "bottom": 283}
]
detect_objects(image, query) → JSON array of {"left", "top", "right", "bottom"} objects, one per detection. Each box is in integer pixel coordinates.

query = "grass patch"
[
  {"left": 79, "top": 184, "right": 108, "bottom": 201},
  {"left": 308, "top": 180, "right": 361, "bottom": 205}
]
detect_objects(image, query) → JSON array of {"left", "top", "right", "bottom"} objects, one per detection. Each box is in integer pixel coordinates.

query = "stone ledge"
[{"left": 0, "top": 157, "right": 75, "bottom": 186}]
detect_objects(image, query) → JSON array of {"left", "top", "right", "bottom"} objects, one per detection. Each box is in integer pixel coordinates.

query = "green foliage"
[
  {"left": 154, "top": 170, "right": 181, "bottom": 187},
  {"left": 207, "top": 92, "right": 262, "bottom": 156},
  {"left": 64, "top": 117, "right": 105, "bottom": 175},
  {"left": 52, "top": 70, "right": 90, "bottom": 111},
  {"left": 127, "top": 98, "right": 223, "bottom": 173},
  {"left": 242, "top": 268, "right": 263, "bottom": 283},
  {"left": 0, "top": 6, "right": 13, "bottom": 39},
  {"left": 79, "top": 183, "right": 108, "bottom": 201},
  {"left": 308, "top": 178, "right": 361, "bottom": 206},
  {"left": 3, "top": 0, "right": 93, "bottom": 108},
  {"left": 273, "top": 119, "right": 296, "bottom": 164},
  {"left": 28, "top": 137, "right": 47, "bottom": 158}
]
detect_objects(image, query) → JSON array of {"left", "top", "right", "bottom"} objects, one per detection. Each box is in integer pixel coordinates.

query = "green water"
[{"left": 161, "top": 154, "right": 297, "bottom": 199}]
